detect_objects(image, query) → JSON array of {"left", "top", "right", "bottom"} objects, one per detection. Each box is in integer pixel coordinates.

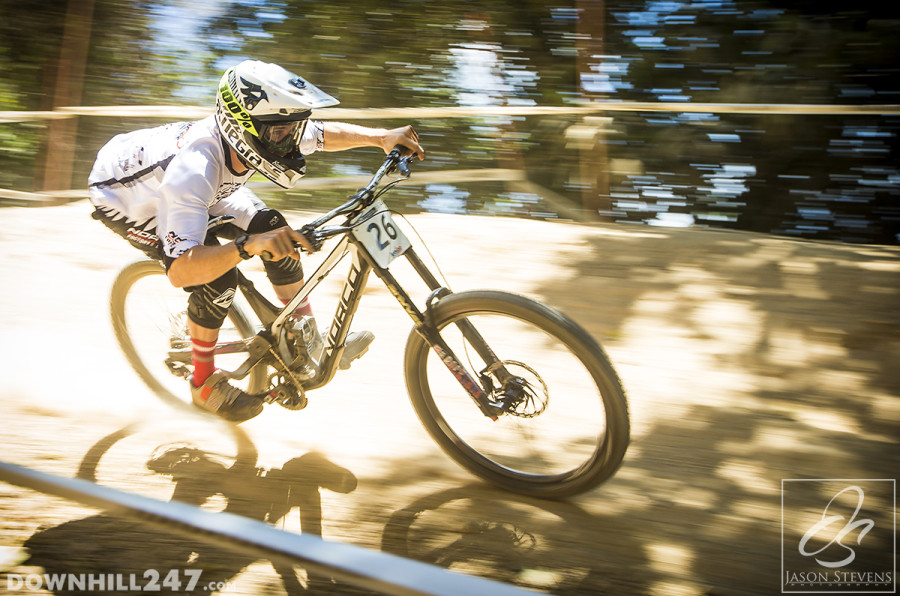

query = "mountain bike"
[{"left": 110, "top": 149, "right": 630, "bottom": 498}]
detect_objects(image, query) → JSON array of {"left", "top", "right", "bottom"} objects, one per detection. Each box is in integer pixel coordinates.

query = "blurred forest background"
[{"left": 1, "top": 0, "right": 898, "bottom": 244}]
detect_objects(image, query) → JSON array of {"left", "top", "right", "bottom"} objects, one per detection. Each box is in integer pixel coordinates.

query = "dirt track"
[{"left": 1, "top": 202, "right": 898, "bottom": 595}]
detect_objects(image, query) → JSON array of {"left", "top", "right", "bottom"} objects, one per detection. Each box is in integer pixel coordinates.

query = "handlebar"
[
  {"left": 359, "top": 145, "right": 416, "bottom": 195},
  {"left": 259, "top": 148, "right": 416, "bottom": 261}
]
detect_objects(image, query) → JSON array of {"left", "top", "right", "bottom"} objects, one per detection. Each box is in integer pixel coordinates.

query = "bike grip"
[
  {"left": 261, "top": 244, "right": 304, "bottom": 260},
  {"left": 391, "top": 144, "right": 420, "bottom": 161}
]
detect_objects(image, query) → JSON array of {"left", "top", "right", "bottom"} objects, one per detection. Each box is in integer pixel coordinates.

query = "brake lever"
[
  {"left": 397, "top": 155, "right": 414, "bottom": 178},
  {"left": 388, "top": 145, "right": 417, "bottom": 178},
  {"left": 260, "top": 224, "right": 324, "bottom": 262},
  {"left": 299, "top": 223, "right": 324, "bottom": 252}
]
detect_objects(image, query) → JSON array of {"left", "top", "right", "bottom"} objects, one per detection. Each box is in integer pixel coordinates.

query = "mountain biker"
[{"left": 88, "top": 60, "right": 424, "bottom": 423}]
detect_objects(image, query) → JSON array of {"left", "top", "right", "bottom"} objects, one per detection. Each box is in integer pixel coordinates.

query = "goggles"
[{"left": 255, "top": 110, "right": 311, "bottom": 157}]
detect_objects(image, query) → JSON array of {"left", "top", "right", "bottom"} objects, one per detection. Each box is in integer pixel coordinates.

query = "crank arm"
[
  {"left": 224, "top": 333, "right": 276, "bottom": 381},
  {"left": 167, "top": 336, "right": 265, "bottom": 364}
]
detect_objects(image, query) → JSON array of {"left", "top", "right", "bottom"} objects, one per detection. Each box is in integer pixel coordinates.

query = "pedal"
[{"left": 165, "top": 358, "right": 192, "bottom": 379}]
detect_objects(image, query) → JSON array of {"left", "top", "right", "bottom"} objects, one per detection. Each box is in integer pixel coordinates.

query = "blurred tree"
[
  {"left": 0, "top": 0, "right": 189, "bottom": 191},
  {"left": 0, "top": 0, "right": 895, "bottom": 242},
  {"left": 204, "top": 0, "right": 577, "bottom": 109},
  {"left": 40, "top": 0, "right": 95, "bottom": 192},
  {"left": 0, "top": 0, "right": 67, "bottom": 191},
  {"left": 202, "top": 0, "right": 582, "bottom": 213}
]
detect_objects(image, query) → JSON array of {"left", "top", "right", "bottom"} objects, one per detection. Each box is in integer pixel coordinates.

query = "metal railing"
[{"left": 0, "top": 459, "right": 537, "bottom": 596}]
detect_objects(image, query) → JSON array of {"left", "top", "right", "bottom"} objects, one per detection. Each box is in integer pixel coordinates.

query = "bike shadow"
[
  {"left": 380, "top": 482, "right": 655, "bottom": 595},
  {"left": 21, "top": 423, "right": 367, "bottom": 596}
]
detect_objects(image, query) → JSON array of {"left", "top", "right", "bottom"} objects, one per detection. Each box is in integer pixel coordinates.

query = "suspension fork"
[
  {"left": 374, "top": 248, "right": 505, "bottom": 418},
  {"left": 403, "top": 249, "right": 516, "bottom": 388}
]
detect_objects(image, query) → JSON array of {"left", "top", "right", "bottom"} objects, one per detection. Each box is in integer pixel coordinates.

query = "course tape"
[{"left": 2, "top": 102, "right": 899, "bottom": 123}]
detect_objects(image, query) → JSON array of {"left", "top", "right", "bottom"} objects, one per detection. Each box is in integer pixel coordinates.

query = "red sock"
[{"left": 191, "top": 338, "right": 217, "bottom": 388}]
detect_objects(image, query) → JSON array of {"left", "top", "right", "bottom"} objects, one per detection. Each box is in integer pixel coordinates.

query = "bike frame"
[{"left": 206, "top": 151, "right": 508, "bottom": 418}]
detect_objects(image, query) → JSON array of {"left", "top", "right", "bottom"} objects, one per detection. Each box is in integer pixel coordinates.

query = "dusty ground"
[{"left": 0, "top": 202, "right": 898, "bottom": 595}]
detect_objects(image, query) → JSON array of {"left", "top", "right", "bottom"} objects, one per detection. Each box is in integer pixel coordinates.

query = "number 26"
[{"left": 366, "top": 214, "right": 398, "bottom": 251}]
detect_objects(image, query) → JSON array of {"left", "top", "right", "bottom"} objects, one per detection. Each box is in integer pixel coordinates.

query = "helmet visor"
[{"left": 258, "top": 120, "right": 305, "bottom": 157}]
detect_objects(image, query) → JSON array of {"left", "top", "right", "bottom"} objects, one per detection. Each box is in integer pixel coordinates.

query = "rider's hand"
[
  {"left": 244, "top": 226, "right": 311, "bottom": 260},
  {"left": 382, "top": 125, "right": 425, "bottom": 160}
]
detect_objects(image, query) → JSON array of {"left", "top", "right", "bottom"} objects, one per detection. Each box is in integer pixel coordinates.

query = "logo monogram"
[
  {"left": 782, "top": 479, "right": 895, "bottom": 594},
  {"left": 239, "top": 77, "right": 269, "bottom": 110},
  {"left": 212, "top": 288, "right": 236, "bottom": 309},
  {"left": 798, "top": 486, "right": 876, "bottom": 568},
  {"left": 165, "top": 231, "right": 187, "bottom": 249}
]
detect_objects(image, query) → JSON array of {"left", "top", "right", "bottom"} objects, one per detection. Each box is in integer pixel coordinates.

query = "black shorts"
[{"left": 92, "top": 206, "right": 163, "bottom": 261}]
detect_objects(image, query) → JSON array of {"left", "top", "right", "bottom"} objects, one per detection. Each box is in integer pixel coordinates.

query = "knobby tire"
[{"left": 404, "top": 290, "right": 629, "bottom": 499}]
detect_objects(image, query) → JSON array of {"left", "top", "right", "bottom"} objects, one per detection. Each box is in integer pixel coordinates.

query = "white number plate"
[{"left": 350, "top": 199, "right": 411, "bottom": 269}]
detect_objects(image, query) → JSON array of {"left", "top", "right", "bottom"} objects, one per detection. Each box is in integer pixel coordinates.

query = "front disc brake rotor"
[{"left": 482, "top": 360, "right": 549, "bottom": 418}]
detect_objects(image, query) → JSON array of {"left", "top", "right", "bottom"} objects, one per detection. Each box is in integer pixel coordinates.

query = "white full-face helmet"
[{"left": 215, "top": 60, "right": 339, "bottom": 188}]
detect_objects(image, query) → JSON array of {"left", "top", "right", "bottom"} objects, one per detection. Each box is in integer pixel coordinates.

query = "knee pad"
[
  {"left": 264, "top": 255, "right": 304, "bottom": 286},
  {"left": 186, "top": 268, "right": 239, "bottom": 329},
  {"left": 248, "top": 208, "right": 305, "bottom": 286},
  {"left": 247, "top": 208, "right": 289, "bottom": 234}
]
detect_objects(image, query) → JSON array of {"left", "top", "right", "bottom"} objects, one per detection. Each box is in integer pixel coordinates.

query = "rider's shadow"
[{"left": 21, "top": 425, "right": 359, "bottom": 595}]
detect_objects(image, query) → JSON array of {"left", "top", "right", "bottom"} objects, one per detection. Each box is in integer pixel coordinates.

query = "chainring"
[{"left": 267, "top": 371, "right": 309, "bottom": 410}]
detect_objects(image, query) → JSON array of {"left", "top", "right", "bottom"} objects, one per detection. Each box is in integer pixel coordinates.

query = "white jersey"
[{"left": 88, "top": 115, "right": 324, "bottom": 259}]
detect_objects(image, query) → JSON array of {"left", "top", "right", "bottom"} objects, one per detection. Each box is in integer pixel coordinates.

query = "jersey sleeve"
[
  {"left": 157, "top": 143, "right": 222, "bottom": 259},
  {"left": 297, "top": 120, "right": 325, "bottom": 155}
]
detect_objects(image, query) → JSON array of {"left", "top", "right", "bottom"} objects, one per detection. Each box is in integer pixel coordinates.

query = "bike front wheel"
[
  {"left": 110, "top": 259, "right": 266, "bottom": 411},
  {"left": 404, "top": 290, "right": 629, "bottom": 499}
]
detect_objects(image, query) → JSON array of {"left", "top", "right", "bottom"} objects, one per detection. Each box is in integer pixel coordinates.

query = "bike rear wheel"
[
  {"left": 110, "top": 259, "right": 266, "bottom": 411},
  {"left": 404, "top": 290, "right": 629, "bottom": 499}
]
